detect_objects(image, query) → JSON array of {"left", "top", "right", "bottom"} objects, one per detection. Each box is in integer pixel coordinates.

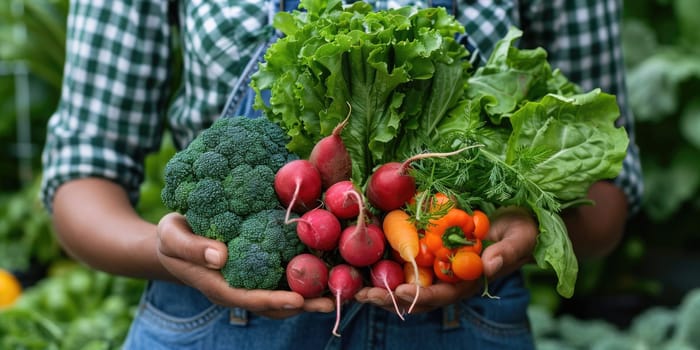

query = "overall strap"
[
  {"left": 428, "top": 0, "right": 457, "bottom": 16},
  {"left": 280, "top": 0, "right": 302, "bottom": 12}
]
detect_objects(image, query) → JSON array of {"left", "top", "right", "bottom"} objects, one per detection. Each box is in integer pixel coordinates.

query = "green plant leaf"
[
  {"left": 674, "top": 0, "right": 700, "bottom": 46},
  {"left": 680, "top": 100, "right": 700, "bottom": 149},
  {"left": 641, "top": 147, "right": 700, "bottom": 221},
  {"left": 506, "top": 90, "right": 629, "bottom": 202},
  {"left": 532, "top": 207, "right": 577, "bottom": 298},
  {"left": 628, "top": 49, "right": 700, "bottom": 123}
]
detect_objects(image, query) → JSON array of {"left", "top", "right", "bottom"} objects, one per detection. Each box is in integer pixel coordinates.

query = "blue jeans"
[{"left": 122, "top": 272, "right": 533, "bottom": 349}]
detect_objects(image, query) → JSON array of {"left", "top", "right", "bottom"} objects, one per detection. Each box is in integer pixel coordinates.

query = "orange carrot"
[{"left": 382, "top": 209, "right": 421, "bottom": 313}]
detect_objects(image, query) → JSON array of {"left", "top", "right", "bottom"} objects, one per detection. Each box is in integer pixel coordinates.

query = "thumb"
[
  {"left": 480, "top": 208, "right": 538, "bottom": 279},
  {"left": 482, "top": 254, "right": 504, "bottom": 278},
  {"left": 157, "top": 212, "right": 228, "bottom": 269}
]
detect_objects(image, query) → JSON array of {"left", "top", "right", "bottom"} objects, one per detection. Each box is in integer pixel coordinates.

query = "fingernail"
[
  {"left": 283, "top": 304, "right": 297, "bottom": 310},
  {"left": 205, "top": 248, "right": 222, "bottom": 267}
]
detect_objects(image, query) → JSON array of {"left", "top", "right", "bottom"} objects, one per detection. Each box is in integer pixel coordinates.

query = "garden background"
[{"left": 1, "top": 0, "right": 699, "bottom": 348}]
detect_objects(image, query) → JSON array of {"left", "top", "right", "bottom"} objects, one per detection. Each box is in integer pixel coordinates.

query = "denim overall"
[{"left": 123, "top": 1, "right": 534, "bottom": 348}]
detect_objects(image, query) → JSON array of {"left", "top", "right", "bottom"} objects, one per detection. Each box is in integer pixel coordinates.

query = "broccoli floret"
[
  {"left": 221, "top": 209, "right": 305, "bottom": 290},
  {"left": 185, "top": 210, "right": 242, "bottom": 243},
  {"left": 223, "top": 242, "right": 283, "bottom": 290},
  {"left": 213, "top": 117, "right": 298, "bottom": 170},
  {"left": 193, "top": 151, "right": 229, "bottom": 179},
  {"left": 207, "top": 211, "right": 241, "bottom": 243},
  {"left": 237, "top": 209, "right": 304, "bottom": 262},
  {"left": 173, "top": 182, "right": 196, "bottom": 212},
  {"left": 223, "top": 165, "right": 278, "bottom": 217},
  {"left": 186, "top": 178, "right": 228, "bottom": 216}
]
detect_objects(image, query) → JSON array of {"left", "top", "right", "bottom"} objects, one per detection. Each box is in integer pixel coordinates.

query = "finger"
[
  {"left": 157, "top": 212, "right": 228, "bottom": 269},
  {"left": 393, "top": 282, "right": 480, "bottom": 313},
  {"left": 356, "top": 286, "right": 395, "bottom": 305},
  {"left": 302, "top": 297, "right": 335, "bottom": 313},
  {"left": 201, "top": 279, "right": 305, "bottom": 311},
  {"left": 481, "top": 227, "right": 537, "bottom": 280},
  {"left": 480, "top": 207, "right": 538, "bottom": 280},
  {"left": 356, "top": 287, "right": 411, "bottom": 315}
]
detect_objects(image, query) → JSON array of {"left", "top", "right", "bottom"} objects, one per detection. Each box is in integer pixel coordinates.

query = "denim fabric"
[{"left": 122, "top": 272, "right": 533, "bottom": 349}]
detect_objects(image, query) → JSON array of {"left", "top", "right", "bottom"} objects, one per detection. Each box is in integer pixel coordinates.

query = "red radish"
[
  {"left": 338, "top": 223, "right": 385, "bottom": 267},
  {"left": 330, "top": 186, "right": 385, "bottom": 267},
  {"left": 324, "top": 180, "right": 360, "bottom": 219},
  {"left": 328, "top": 264, "right": 363, "bottom": 337},
  {"left": 286, "top": 253, "right": 329, "bottom": 298},
  {"left": 291, "top": 208, "right": 342, "bottom": 251},
  {"left": 366, "top": 146, "right": 479, "bottom": 212},
  {"left": 365, "top": 162, "right": 415, "bottom": 212},
  {"left": 370, "top": 260, "right": 406, "bottom": 320},
  {"left": 274, "top": 159, "right": 323, "bottom": 223},
  {"left": 308, "top": 104, "right": 352, "bottom": 189}
]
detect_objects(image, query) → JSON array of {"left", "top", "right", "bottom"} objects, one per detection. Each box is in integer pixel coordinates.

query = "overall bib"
[{"left": 123, "top": 1, "right": 534, "bottom": 349}]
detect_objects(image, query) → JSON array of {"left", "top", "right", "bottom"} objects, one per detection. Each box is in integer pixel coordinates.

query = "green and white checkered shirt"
[{"left": 41, "top": 0, "right": 643, "bottom": 215}]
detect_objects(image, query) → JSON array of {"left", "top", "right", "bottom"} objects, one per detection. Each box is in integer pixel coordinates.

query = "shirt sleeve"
[
  {"left": 517, "top": 0, "right": 644, "bottom": 215},
  {"left": 40, "top": 0, "right": 175, "bottom": 212}
]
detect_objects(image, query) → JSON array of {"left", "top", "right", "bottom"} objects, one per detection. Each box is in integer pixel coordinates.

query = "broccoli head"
[
  {"left": 221, "top": 209, "right": 305, "bottom": 290},
  {"left": 160, "top": 116, "right": 299, "bottom": 242}
]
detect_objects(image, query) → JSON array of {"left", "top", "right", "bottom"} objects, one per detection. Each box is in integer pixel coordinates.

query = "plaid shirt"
[{"left": 41, "top": 0, "right": 643, "bottom": 215}]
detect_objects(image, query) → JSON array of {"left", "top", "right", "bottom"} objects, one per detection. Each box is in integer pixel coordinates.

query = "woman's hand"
[
  {"left": 156, "top": 212, "right": 335, "bottom": 319},
  {"left": 355, "top": 206, "right": 538, "bottom": 314}
]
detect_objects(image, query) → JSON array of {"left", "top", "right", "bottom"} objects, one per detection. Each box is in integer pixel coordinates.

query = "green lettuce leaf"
[
  {"left": 506, "top": 90, "right": 629, "bottom": 203},
  {"left": 252, "top": 0, "right": 470, "bottom": 184}
]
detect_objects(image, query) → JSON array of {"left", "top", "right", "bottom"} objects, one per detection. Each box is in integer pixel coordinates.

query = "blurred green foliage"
[
  {"left": 530, "top": 288, "right": 700, "bottom": 349},
  {"left": 0, "top": 262, "right": 145, "bottom": 350},
  {"left": 624, "top": 0, "right": 700, "bottom": 225},
  {"left": 0, "top": 0, "right": 67, "bottom": 191}
]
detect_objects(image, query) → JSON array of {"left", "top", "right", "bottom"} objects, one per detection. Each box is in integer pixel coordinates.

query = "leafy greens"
[{"left": 251, "top": 0, "right": 630, "bottom": 298}]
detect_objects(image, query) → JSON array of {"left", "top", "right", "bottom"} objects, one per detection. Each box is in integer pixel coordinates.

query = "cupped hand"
[
  {"left": 155, "top": 212, "right": 335, "bottom": 319},
  {"left": 355, "top": 206, "right": 538, "bottom": 314}
]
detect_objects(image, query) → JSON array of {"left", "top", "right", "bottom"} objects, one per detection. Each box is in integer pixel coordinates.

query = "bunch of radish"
[{"left": 272, "top": 112, "right": 489, "bottom": 337}]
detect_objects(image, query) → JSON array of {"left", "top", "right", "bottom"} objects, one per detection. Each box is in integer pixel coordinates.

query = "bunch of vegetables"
[{"left": 162, "top": 0, "right": 630, "bottom": 337}]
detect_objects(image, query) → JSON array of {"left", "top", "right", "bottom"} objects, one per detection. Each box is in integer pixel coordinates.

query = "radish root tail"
[
  {"left": 408, "top": 260, "right": 420, "bottom": 314},
  {"left": 284, "top": 179, "right": 302, "bottom": 224},
  {"left": 332, "top": 291, "right": 342, "bottom": 337},
  {"left": 383, "top": 278, "right": 405, "bottom": 321}
]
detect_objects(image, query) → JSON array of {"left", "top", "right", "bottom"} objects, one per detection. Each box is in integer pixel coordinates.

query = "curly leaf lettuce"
[{"left": 252, "top": 0, "right": 470, "bottom": 183}]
